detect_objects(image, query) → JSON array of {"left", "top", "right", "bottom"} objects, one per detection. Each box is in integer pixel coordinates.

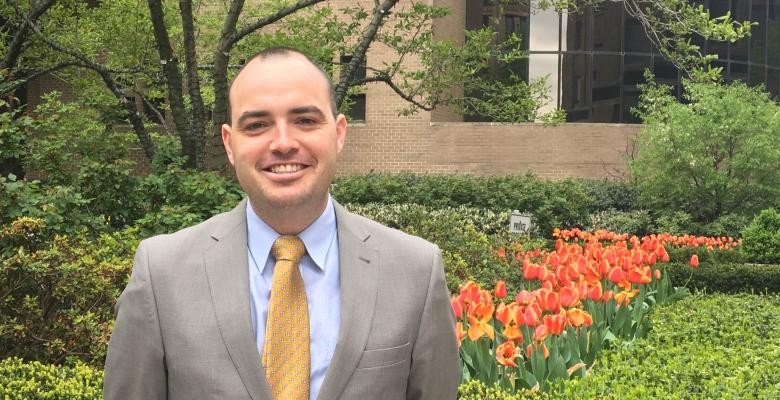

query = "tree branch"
[
  {"left": 334, "top": 0, "right": 398, "bottom": 108},
  {"left": 230, "top": 0, "right": 326, "bottom": 46},
  {"left": 2, "top": 0, "right": 57, "bottom": 72},
  {"left": 356, "top": 75, "right": 433, "bottom": 111}
]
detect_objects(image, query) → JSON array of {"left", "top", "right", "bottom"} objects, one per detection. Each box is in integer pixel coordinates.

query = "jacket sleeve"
[
  {"left": 104, "top": 240, "right": 167, "bottom": 400},
  {"left": 406, "top": 246, "right": 460, "bottom": 400}
]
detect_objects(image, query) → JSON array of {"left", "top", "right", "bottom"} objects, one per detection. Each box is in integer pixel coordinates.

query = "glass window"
[
  {"left": 591, "top": 55, "right": 622, "bottom": 122},
  {"left": 561, "top": 10, "right": 588, "bottom": 52},
  {"left": 750, "top": 64, "right": 767, "bottom": 86},
  {"left": 624, "top": 18, "right": 653, "bottom": 54},
  {"left": 530, "top": 8, "right": 562, "bottom": 51},
  {"left": 768, "top": 68, "right": 780, "bottom": 98},
  {"left": 752, "top": 0, "right": 768, "bottom": 67},
  {"left": 623, "top": 56, "right": 652, "bottom": 85},
  {"left": 592, "top": 3, "right": 622, "bottom": 53},
  {"left": 561, "top": 53, "right": 589, "bottom": 119},
  {"left": 729, "top": 1, "right": 750, "bottom": 63},
  {"left": 729, "top": 61, "right": 749, "bottom": 82},
  {"left": 709, "top": 0, "right": 731, "bottom": 60}
]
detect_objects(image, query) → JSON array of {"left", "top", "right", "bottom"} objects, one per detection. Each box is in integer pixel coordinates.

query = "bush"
[
  {"left": 653, "top": 210, "right": 696, "bottom": 236},
  {"left": 586, "top": 209, "right": 653, "bottom": 235},
  {"left": 577, "top": 179, "right": 638, "bottom": 212},
  {"left": 0, "top": 223, "right": 137, "bottom": 365},
  {"left": 0, "top": 176, "right": 106, "bottom": 241},
  {"left": 334, "top": 173, "right": 592, "bottom": 237},
  {"left": 458, "top": 380, "right": 549, "bottom": 399},
  {"left": 631, "top": 77, "right": 780, "bottom": 223},
  {"left": 664, "top": 261, "right": 780, "bottom": 294},
  {"left": 344, "top": 203, "right": 532, "bottom": 293},
  {"left": 740, "top": 208, "right": 780, "bottom": 264},
  {"left": 0, "top": 358, "right": 102, "bottom": 400},
  {"left": 552, "top": 294, "right": 780, "bottom": 398}
]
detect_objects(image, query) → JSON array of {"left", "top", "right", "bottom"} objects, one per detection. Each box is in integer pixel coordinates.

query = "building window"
[{"left": 340, "top": 55, "right": 366, "bottom": 122}]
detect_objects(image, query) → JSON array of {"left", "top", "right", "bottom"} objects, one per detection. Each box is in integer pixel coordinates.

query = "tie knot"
[{"left": 271, "top": 235, "right": 306, "bottom": 263}]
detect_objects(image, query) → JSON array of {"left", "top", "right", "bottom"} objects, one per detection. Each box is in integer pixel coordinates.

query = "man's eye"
[
  {"left": 245, "top": 121, "right": 267, "bottom": 131},
  {"left": 297, "top": 117, "right": 318, "bottom": 125}
]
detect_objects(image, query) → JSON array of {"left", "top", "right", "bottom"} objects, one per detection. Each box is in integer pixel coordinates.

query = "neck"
[{"left": 250, "top": 197, "right": 328, "bottom": 235}]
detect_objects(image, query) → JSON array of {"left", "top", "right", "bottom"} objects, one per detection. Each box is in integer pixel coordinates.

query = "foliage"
[
  {"left": 0, "top": 357, "right": 102, "bottom": 400},
  {"left": 0, "top": 99, "right": 33, "bottom": 176},
  {"left": 135, "top": 165, "right": 243, "bottom": 237},
  {"left": 333, "top": 173, "right": 592, "bottom": 237},
  {"left": 631, "top": 75, "right": 780, "bottom": 223},
  {"left": 550, "top": 294, "right": 780, "bottom": 399},
  {"left": 25, "top": 92, "right": 136, "bottom": 184},
  {"left": 576, "top": 179, "right": 638, "bottom": 212},
  {"left": 740, "top": 208, "right": 780, "bottom": 264},
  {"left": 458, "top": 380, "right": 549, "bottom": 400},
  {"left": 0, "top": 175, "right": 106, "bottom": 241},
  {"left": 664, "top": 261, "right": 780, "bottom": 294},
  {"left": 586, "top": 209, "right": 653, "bottom": 236},
  {"left": 0, "top": 222, "right": 137, "bottom": 365}
]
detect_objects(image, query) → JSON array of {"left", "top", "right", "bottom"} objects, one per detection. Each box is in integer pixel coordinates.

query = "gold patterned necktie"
[{"left": 263, "top": 235, "right": 310, "bottom": 400}]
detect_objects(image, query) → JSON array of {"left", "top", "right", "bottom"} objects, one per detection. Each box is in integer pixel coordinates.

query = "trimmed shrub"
[
  {"left": 0, "top": 223, "right": 137, "bottom": 365},
  {"left": 576, "top": 179, "right": 638, "bottom": 212},
  {"left": 664, "top": 261, "right": 780, "bottom": 294},
  {"left": 0, "top": 357, "right": 102, "bottom": 400},
  {"left": 586, "top": 209, "right": 653, "bottom": 235},
  {"left": 740, "top": 208, "right": 780, "bottom": 264},
  {"left": 333, "top": 173, "right": 592, "bottom": 237},
  {"left": 458, "top": 380, "right": 549, "bottom": 399},
  {"left": 552, "top": 294, "right": 780, "bottom": 398}
]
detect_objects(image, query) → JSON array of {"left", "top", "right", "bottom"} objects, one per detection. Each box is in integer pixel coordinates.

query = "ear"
[
  {"left": 335, "top": 113, "right": 347, "bottom": 153},
  {"left": 221, "top": 123, "right": 236, "bottom": 165}
]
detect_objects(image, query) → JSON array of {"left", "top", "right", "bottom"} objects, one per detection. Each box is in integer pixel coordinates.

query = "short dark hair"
[{"left": 226, "top": 47, "right": 338, "bottom": 123}]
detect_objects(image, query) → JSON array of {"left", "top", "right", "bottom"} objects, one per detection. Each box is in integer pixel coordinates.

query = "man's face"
[{"left": 222, "top": 54, "right": 346, "bottom": 214}]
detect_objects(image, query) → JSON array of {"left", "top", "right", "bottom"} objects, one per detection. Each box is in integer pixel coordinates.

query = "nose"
[{"left": 268, "top": 121, "right": 298, "bottom": 154}]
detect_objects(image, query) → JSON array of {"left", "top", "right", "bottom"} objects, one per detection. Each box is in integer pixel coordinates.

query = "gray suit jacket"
[{"left": 104, "top": 199, "right": 459, "bottom": 400}]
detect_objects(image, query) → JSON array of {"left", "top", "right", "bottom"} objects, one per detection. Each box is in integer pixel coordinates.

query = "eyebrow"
[
  {"left": 235, "top": 106, "right": 327, "bottom": 127},
  {"left": 236, "top": 110, "right": 270, "bottom": 126}
]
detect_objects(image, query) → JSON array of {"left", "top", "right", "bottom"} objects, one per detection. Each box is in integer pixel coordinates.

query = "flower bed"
[{"left": 454, "top": 228, "right": 740, "bottom": 392}]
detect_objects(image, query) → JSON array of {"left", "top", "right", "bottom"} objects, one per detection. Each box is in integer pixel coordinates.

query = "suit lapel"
[
  {"left": 317, "top": 203, "right": 379, "bottom": 400},
  {"left": 204, "top": 199, "right": 272, "bottom": 400}
]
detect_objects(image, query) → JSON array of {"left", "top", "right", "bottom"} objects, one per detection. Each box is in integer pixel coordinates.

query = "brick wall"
[{"left": 338, "top": 121, "right": 639, "bottom": 179}]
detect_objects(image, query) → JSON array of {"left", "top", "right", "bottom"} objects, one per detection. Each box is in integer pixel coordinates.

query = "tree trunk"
[
  {"left": 179, "top": 0, "right": 207, "bottom": 170},
  {"left": 147, "top": 0, "right": 195, "bottom": 168}
]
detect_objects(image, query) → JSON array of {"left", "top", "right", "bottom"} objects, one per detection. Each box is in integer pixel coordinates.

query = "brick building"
[{"left": 24, "top": 0, "right": 779, "bottom": 179}]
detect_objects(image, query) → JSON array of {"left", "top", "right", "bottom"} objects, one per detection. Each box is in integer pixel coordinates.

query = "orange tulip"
[
  {"left": 542, "top": 314, "right": 566, "bottom": 336},
  {"left": 559, "top": 285, "right": 579, "bottom": 308},
  {"left": 467, "top": 302, "right": 495, "bottom": 341},
  {"left": 496, "top": 341, "right": 522, "bottom": 367},
  {"left": 566, "top": 308, "right": 593, "bottom": 328},
  {"left": 614, "top": 289, "right": 639, "bottom": 307},
  {"left": 690, "top": 254, "right": 700, "bottom": 268},
  {"left": 494, "top": 280, "right": 507, "bottom": 299},
  {"left": 654, "top": 269, "right": 662, "bottom": 280},
  {"left": 522, "top": 303, "right": 542, "bottom": 327},
  {"left": 450, "top": 296, "right": 464, "bottom": 319},
  {"left": 588, "top": 282, "right": 603, "bottom": 302},
  {"left": 515, "top": 289, "right": 535, "bottom": 306},
  {"left": 526, "top": 342, "right": 550, "bottom": 359},
  {"left": 455, "top": 322, "right": 467, "bottom": 348}
]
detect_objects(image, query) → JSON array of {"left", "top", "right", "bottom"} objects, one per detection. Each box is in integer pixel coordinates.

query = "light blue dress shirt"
[{"left": 246, "top": 197, "right": 341, "bottom": 400}]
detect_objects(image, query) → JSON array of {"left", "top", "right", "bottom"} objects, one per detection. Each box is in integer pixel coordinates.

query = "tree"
[
  {"left": 2, "top": 0, "right": 754, "bottom": 171},
  {"left": 631, "top": 74, "right": 780, "bottom": 223}
]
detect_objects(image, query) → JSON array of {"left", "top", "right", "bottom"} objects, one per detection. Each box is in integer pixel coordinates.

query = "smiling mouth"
[{"left": 266, "top": 163, "right": 306, "bottom": 174}]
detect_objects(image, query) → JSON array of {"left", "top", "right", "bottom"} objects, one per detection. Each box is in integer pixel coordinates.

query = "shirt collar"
[{"left": 246, "top": 196, "right": 337, "bottom": 273}]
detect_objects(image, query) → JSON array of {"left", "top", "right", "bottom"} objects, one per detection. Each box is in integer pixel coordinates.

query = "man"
[{"left": 103, "top": 47, "right": 459, "bottom": 400}]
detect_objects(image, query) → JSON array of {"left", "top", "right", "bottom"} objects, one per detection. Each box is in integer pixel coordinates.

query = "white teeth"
[{"left": 270, "top": 164, "right": 303, "bottom": 173}]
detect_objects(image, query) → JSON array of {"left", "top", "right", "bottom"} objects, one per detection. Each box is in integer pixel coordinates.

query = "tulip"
[
  {"left": 496, "top": 341, "right": 522, "bottom": 367},
  {"left": 690, "top": 254, "right": 700, "bottom": 268},
  {"left": 450, "top": 297, "right": 464, "bottom": 319},
  {"left": 455, "top": 322, "right": 467, "bottom": 348},
  {"left": 493, "top": 280, "right": 507, "bottom": 299}
]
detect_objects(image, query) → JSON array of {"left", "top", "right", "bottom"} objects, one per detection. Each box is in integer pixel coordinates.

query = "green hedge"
[
  {"left": 665, "top": 261, "right": 780, "bottom": 294},
  {"left": 333, "top": 173, "right": 592, "bottom": 237},
  {"left": 551, "top": 294, "right": 780, "bottom": 399},
  {"left": 0, "top": 358, "right": 102, "bottom": 400}
]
